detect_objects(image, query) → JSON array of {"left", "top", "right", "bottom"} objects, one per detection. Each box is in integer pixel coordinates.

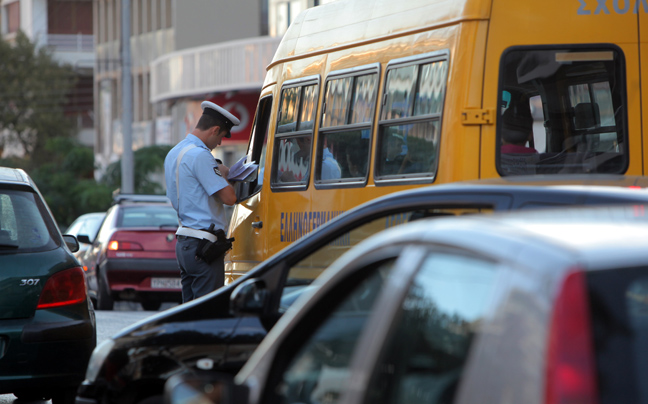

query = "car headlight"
[{"left": 85, "top": 338, "right": 116, "bottom": 382}]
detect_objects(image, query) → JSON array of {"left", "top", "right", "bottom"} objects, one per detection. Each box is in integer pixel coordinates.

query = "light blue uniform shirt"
[{"left": 164, "top": 134, "right": 229, "bottom": 231}]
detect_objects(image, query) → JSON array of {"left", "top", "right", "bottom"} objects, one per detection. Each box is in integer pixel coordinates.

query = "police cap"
[{"left": 201, "top": 101, "right": 241, "bottom": 138}]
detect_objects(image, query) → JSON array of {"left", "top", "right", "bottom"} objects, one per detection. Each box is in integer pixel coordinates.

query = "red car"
[{"left": 78, "top": 195, "right": 180, "bottom": 310}]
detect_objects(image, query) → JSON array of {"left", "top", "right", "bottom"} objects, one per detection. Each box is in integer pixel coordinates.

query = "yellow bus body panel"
[{"left": 225, "top": 0, "right": 646, "bottom": 281}]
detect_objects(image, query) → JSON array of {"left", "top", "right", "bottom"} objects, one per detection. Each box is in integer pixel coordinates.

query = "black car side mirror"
[
  {"left": 62, "top": 235, "right": 80, "bottom": 253},
  {"left": 230, "top": 278, "right": 269, "bottom": 317},
  {"left": 77, "top": 234, "right": 92, "bottom": 244},
  {"left": 164, "top": 372, "right": 249, "bottom": 404}
]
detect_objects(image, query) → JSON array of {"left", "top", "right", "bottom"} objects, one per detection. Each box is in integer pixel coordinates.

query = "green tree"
[
  {"left": 24, "top": 138, "right": 113, "bottom": 228},
  {"left": 0, "top": 31, "right": 76, "bottom": 163},
  {"left": 103, "top": 145, "right": 172, "bottom": 195}
]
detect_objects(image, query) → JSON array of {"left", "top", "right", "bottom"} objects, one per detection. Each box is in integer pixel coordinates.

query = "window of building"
[
  {"left": 4, "top": 2, "right": 20, "bottom": 34},
  {"left": 272, "top": 0, "right": 303, "bottom": 36}
]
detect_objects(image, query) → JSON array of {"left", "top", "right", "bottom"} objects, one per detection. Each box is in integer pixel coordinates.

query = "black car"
[
  {"left": 0, "top": 167, "right": 96, "bottom": 404},
  {"left": 167, "top": 204, "right": 648, "bottom": 404},
  {"left": 75, "top": 175, "right": 648, "bottom": 404}
]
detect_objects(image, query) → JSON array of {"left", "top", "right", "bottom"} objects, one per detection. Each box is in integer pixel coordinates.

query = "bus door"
[
  {"left": 267, "top": 77, "right": 320, "bottom": 259},
  {"left": 226, "top": 92, "right": 273, "bottom": 282},
  {"left": 639, "top": 8, "right": 648, "bottom": 174},
  {"left": 482, "top": 0, "right": 639, "bottom": 178}
]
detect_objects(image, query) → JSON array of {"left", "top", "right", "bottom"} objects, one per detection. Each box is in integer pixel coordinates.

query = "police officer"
[{"left": 164, "top": 101, "right": 240, "bottom": 302}]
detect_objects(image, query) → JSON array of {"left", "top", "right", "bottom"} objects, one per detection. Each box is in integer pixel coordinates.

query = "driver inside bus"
[{"left": 500, "top": 103, "right": 538, "bottom": 154}]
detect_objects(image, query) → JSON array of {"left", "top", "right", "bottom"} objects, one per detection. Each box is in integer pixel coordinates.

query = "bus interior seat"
[{"left": 574, "top": 102, "right": 600, "bottom": 130}]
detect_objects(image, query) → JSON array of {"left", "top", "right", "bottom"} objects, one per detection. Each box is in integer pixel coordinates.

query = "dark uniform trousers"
[{"left": 176, "top": 235, "right": 225, "bottom": 302}]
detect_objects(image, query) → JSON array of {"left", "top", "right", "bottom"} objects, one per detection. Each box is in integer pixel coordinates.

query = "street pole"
[{"left": 121, "top": 0, "right": 134, "bottom": 194}]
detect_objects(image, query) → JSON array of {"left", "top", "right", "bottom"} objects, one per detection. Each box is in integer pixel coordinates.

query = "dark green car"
[{"left": 0, "top": 167, "right": 96, "bottom": 403}]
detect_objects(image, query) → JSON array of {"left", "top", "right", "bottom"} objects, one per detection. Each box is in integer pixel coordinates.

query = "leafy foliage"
[
  {"left": 103, "top": 145, "right": 172, "bottom": 195},
  {"left": 0, "top": 33, "right": 171, "bottom": 229},
  {"left": 20, "top": 138, "right": 113, "bottom": 228},
  {"left": 0, "top": 31, "right": 76, "bottom": 162}
]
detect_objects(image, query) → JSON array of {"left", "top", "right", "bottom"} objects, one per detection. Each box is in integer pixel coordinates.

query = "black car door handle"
[{"left": 251, "top": 221, "right": 263, "bottom": 229}]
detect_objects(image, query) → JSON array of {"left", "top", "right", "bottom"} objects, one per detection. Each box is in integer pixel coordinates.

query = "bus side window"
[
  {"left": 496, "top": 46, "right": 628, "bottom": 176},
  {"left": 316, "top": 68, "right": 378, "bottom": 185},
  {"left": 375, "top": 57, "right": 447, "bottom": 180},
  {"left": 271, "top": 81, "right": 320, "bottom": 189}
]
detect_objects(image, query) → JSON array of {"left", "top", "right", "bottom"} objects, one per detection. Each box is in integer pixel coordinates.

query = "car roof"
[
  {"left": 346, "top": 204, "right": 648, "bottom": 273},
  {"left": 112, "top": 194, "right": 171, "bottom": 205},
  {"left": 375, "top": 174, "right": 648, "bottom": 203},
  {"left": 0, "top": 167, "right": 31, "bottom": 186},
  {"left": 76, "top": 212, "right": 106, "bottom": 218}
]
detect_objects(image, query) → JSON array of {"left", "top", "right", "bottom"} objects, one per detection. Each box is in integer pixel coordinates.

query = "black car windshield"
[
  {"left": 0, "top": 188, "right": 58, "bottom": 252},
  {"left": 117, "top": 205, "right": 179, "bottom": 228}
]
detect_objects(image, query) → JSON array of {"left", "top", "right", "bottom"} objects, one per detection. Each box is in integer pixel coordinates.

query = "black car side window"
[
  {"left": 365, "top": 253, "right": 498, "bottom": 404},
  {"left": 273, "top": 259, "right": 395, "bottom": 404},
  {"left": 279, "top": 207, "right": 492, "bottom": 313}
]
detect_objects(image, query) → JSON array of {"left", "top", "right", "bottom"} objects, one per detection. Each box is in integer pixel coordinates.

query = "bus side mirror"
[{"left": 230, "top": 278, "right": 269, "bottom": 316}]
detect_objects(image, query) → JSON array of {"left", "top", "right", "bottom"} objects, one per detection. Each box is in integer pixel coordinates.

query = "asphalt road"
[{"left": 0, "top": 301, "right": 179, "bottom": 403}]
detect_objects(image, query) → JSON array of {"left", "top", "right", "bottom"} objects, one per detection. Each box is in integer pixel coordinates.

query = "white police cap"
[{"left": 201, "top": 101, "right": 241, "bottom": 138}]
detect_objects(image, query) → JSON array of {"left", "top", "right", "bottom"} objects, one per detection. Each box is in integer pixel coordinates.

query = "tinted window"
[
  {"left": 366, "top": 253, "right": 497, "bottom": 404},
  {"left": 0, "top": 189, "right": 58, "bottom": 252},
  {"left": 67, "top": 214, "right": 104, "bottom": 240},
  {"left": 497, "top": 47, "right": 628, "bottom": 176},
  {"left": 274, "top": 136, "right": 313, "bottom": 184},
  {"left": 272, "top": 81, "right": 319, "bottom": 188},
  {"left": 376, "top": 58, "right": 447, "bottom": 180},
  {"left": 275, "top": 260, "right": 395, "bottom": 404},
  {"left": 316, "top": 70, "right": 377, "bottom": 184},
  {"left": 117, "top": 205, "right": 178, "bottom": 228},
  {"left": 281, "top": 207, "right": 491, "bottom": 311},
  {"left": 587, "top": 267, "right": 648, "bottom": 404}
]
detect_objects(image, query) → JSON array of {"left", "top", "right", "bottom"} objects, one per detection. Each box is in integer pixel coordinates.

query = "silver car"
[{"left": 166, "top": 204, "right": 648, "bottom": 404}]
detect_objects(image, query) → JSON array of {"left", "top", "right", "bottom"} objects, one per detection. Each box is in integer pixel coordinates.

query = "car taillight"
[
  {"left": 108, "top": 240, "right": 143, "bottom": 251},
  {"left": 545, "top": 270, "right": 598, "bottom": 404},
  {"left": 37, "top": 267, "right": 87, "bottom": 309}
]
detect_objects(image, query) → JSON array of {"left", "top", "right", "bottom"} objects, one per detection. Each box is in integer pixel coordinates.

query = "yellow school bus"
[{"left": 226, "top": 0, "right": 644, "bottom": 280}]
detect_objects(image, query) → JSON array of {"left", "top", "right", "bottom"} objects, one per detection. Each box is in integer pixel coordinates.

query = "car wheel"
[
  {"left": 97, "top": 275, "right": 114, "bottom": 310},
  {"left": 141, "top": 300, "right": 162, "bottom": 311}
]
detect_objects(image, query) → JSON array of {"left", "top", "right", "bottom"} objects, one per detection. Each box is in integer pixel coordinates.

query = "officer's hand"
[{"left": 218, "top": 164, "right": 230, "bottom": 179}]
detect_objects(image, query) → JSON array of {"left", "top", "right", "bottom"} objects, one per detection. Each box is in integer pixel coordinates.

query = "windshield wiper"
[{"left": 0, "top": 244, "right": 19, "bottom": 249}]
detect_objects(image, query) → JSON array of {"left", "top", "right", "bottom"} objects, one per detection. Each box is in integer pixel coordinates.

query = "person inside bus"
[
  {"left": 500, "top": 105, "right": 538, "bottom": 154},
  {"left": 320, "top": 138, "right": 342, "bottom": 180},
  {"left": 345, "top": 138, "right": 369, "bottom": 178},
  {"left": 382, "top": 130, "right": 407, "bottom": 175}
]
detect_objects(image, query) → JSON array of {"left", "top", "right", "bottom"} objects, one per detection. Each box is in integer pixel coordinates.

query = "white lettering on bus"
[
  {"left": 578, "top": 0, "right": 648, "bottom": 14},
  {"left": 280, "top": 210, "right": 345, "bottom": 242}
]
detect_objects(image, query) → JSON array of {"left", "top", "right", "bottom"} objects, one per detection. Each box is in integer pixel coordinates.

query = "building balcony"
[
  {"left": 47, "top": 33, "right": 95, "bottom": 68},
  {"left": 150, "top": 35, "right": 281, "bottom": 103}
]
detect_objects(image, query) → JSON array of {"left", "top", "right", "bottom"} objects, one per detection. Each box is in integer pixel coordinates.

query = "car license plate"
[{"left": 151, "top": 277, "right": 181, "bottom": 289}]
